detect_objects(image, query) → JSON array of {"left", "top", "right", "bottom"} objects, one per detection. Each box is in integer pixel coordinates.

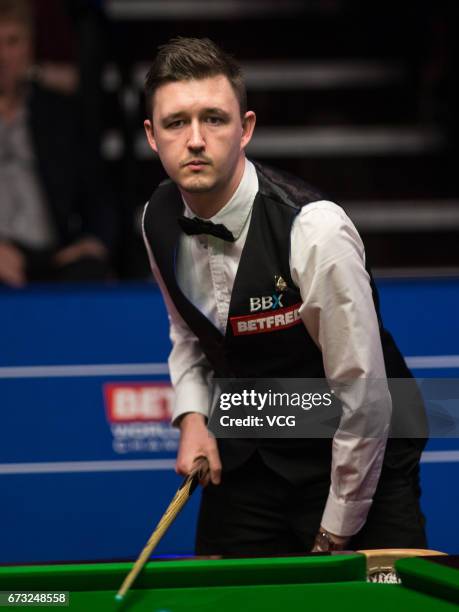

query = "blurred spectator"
[{"left": 0, "top": 0, "right": 117, "bottom": 287}]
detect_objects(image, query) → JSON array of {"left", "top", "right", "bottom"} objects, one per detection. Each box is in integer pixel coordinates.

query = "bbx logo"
[{"left": 250, "top": 294, "right": 283, "bottom": 312}]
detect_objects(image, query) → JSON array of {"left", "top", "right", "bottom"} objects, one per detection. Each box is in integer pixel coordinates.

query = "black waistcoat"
[{"left": 144, "top": 161, "right": 425, "bottom": 484}]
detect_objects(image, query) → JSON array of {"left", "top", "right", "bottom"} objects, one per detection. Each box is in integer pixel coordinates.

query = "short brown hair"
[
  {"left": 0, "top": 0, "right": 33, "bottom": 30},
  {"left": 145, "top": 37, "right": 247, "bottom": 119}
]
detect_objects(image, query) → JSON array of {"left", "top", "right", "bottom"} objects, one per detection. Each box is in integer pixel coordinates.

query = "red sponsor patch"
[
  {"left": 103, "top": 382, "right": 173, "bottom": 423},
  {"left": 230, "top": 302, "right": 302, "bottom": 336}
]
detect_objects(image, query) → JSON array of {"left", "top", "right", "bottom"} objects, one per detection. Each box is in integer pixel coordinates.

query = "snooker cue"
[{"left": 115, "top": 456, "right": 209, "bottom": 601}]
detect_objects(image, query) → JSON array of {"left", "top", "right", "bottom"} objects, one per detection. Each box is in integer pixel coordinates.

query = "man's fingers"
[
  {"left": 176, "top": 451, "right": 221, "bottom": 486},
  {"left": 54, "top": 239, "right": 108, "bottom": 266},
  {"left": 207, "top": 447, "right": 222, "bottom": 485},
  {"left": 54, "top": 245, "right": 80, "bottom": 266},
  {"left": 0, "top": 245, "right": 26, "bottom": 286},
  {"left": 0, "top": 264, "right": 26, "bottom": 287},
  {"left": 199, "top": 472, "right": 211, "bottom": 487},
  {"left": 0, "top": 243, "right": 24, "bottom": 267},
  {"left": 175, "top": 457, "right": 191, "bottom": 476},
  {"left": 2, "top": 252, "right": 22, "bottom": 269},
  {"left": 175, "top": 419, "right": 221, "bottom": 486},
  {"left": 175, "top": 453, "right": 203, "bottom": 476}
]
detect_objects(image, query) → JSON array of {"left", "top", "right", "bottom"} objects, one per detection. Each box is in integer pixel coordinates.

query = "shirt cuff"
[
  {"left": 171, "top": 378, "right": 210, "bottom": 426},
  {"left": 320, "top": 488, "right": 373, "bottom": 537}
]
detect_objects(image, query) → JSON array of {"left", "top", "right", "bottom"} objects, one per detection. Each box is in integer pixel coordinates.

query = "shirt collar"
[{"left": 183, "top": 158, "right": 259, "bottom": 241}]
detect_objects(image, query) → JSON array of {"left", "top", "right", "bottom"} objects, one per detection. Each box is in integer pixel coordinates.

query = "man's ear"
[
  {"left": 240, "top": 111, "right": 256, "bottom": 150},
  {"left": 144, "top": 119, "right": 158, "bottom": 154}
]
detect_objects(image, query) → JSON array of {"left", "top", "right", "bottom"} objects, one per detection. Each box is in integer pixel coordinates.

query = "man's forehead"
[{"left": 153, "top": 75, "right": 237, "bottom": 116}]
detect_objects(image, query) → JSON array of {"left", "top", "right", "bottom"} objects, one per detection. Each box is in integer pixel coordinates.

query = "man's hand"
[
  {"left": 312, "top": 526, "right": 350, "bottom": 552},
  {"left": 0, "top": 241, "right": 26, "bottom": 287},
  {"left": 176, "top": 413, "right": 222, "bottom": 487},
  {"left": 54, "top": 237, "right": 107, "bottom": 267}
]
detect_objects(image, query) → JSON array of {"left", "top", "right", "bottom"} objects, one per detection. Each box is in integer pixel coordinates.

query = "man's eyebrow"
[
  {"left": 203, "top": 107, "right": 230, "bottom": 118},
  {"left": 161, "top": 107, "right": 231, "bottom": 126}
]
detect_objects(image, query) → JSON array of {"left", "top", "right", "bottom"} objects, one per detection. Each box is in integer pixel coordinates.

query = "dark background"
[{"left": 32, "top": 0, "right": 459, "bottom": 279}]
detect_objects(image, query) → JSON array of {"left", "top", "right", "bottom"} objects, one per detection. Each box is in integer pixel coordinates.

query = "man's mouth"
[{"left": 183, "top": 159, "right": 210, "bottom": 170}]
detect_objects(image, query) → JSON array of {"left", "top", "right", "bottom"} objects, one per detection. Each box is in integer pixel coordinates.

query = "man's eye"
[
  {"left": 167, "top": 120, "right": 185, "bottom": 129},
  {"left": 205, "top": 116, "right": 223, "bottom": 125}
]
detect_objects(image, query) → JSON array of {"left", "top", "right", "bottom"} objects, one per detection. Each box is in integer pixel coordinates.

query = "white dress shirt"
[{"left": 143, "top": 158, "right": 392, "bottom": 537}]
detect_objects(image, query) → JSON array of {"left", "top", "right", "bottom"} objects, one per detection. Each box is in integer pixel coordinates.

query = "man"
[
  {"left": 0, "top": 0, "right": 116, "bottom": 286},
  {"left": 142, "top": 37, "right": 426, "bottom": 554}
]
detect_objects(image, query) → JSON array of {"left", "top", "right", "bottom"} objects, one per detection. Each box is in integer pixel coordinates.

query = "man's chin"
[{"left": 180, "top": 178, "right": 215, "bottom": 194}]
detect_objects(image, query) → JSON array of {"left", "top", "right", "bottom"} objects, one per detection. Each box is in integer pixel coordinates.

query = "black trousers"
[{"left": 195, "top": 452, "right": 427, "bottom": 555}]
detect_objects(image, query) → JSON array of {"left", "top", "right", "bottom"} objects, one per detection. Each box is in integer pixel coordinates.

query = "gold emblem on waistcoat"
[{"left": 274, "top": 275, "right": 287, "bottom": 292}]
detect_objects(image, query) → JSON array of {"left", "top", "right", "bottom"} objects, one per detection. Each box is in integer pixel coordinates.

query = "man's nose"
[{"left": 187, "top": 120, "right": 205, "bottom": 150}]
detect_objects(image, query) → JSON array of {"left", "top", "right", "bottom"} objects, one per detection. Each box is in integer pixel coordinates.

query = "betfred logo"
[
  {"left": 230, "top": 302, "right": 302, "bottom": 336},
  {"left": 104, "top": 383, "right": 173, "bottom": 423},
  {"left": 249, "top": 294, "right": 283, "bottom": 312}
]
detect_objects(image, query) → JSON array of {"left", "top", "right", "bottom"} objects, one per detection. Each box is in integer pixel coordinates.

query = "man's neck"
[{"left": 181, "top": 155, "right": 246, "bottom": 219}]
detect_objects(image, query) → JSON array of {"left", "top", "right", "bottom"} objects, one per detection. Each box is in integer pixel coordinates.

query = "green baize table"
[{"left": 0, "top": 554, "right": 458, "bottom": 611}]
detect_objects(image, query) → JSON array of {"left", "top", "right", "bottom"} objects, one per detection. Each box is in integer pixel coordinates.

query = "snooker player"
[{"left": 142, "top": 37, "right": 427, "bottom": 554}]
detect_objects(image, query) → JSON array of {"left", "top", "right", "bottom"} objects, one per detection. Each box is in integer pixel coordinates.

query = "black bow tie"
[{"left": 178, "top": 215, "right": 235, "bottom": 242}]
